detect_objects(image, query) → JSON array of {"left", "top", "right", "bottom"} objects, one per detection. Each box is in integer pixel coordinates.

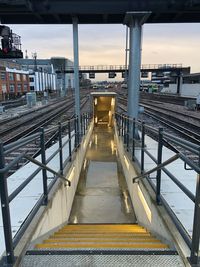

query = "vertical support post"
[
  {"left": 127, "top": 18, "right": 142, "bottom": 121},
  {"left": 68, "top": 120, "right": 72, "bottom": 161},
  {"left": 124, "top": 117, "right": 127, "bottom": 144},
  {"left": 156, "top": 127, "right": 163, "bottom": 204},
  {"left": 132, "top": 119, "right": 135, "bottom": 161},
  {"left": 83, "top": 114, "right": 86, "bottom": 135},
  {"left": 190, "top": 174, "right": 200, "bottom": 264},
  {"left": 40, "top": 128, "right": 48, "bottom": 205},
  {"left": 74, "top": 117, "right": 77, "bottom": 148},
  {"left": 76, "top": 115, "right": 79, "bottom": 146},
  {"left": 72, "top": 17, "right": 81, "bottom": 134},
  {"left": 127, "top": 117, "right": 130, "bottom": 151},
  {"left": 124, "top": 26, "right": 129, "bottom": 83},
  {"left": 141, "top": 122, "right": 145, "bottom": 173},
  {"left": 176, "top": 72, "right": 182, "bottom": 95},
  {"left": 0, "top": 142, "right": 15, "bottom": 265},
  {"left": 58, "top": 122, "right": 63, "bottom": 175},
  {"left": 122, "top": 116, "right": 124, "bottom": 137},
  {"left": 190, "top": 149, "right": 200, "bottom": 265}
]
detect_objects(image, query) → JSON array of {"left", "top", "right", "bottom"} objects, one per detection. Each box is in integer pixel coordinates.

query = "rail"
[
  {"left": 0, "top": 113, "right": 91, "bottom": 266},
  {"left": 115, "top": 112, "right": 200, "bottom": 265}
]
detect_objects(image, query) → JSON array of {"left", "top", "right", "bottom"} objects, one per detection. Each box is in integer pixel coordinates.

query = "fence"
[
  {"left": 115, "top": 112, "right": 200, "bottom": 265},
  {"left": 0, "top": 113, "right": 91, "bottom": 265}
]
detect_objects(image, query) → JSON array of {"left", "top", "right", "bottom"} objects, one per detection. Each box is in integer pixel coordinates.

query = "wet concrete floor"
[{"left": 69, "top": 126, "right": 136, "bottom": 224}]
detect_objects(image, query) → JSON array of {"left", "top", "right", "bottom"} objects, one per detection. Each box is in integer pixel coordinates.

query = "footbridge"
[{"left": 0, "top": 92, "right": 200, "bottom": 266}]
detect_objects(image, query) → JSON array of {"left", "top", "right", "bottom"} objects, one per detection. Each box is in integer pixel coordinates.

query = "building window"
[
  {"left": 9, "top": 73, "right": 14, "bottom": 81},
  {"left": 9, "top": 84, "right": 15, "bottom": 93},
  {"left": 23, "top": 74, "right": 27, "bottom": 81},
  {"left": 16, "top": 73, "right": 21, "bottom": 81},
  {"left": 30, "top": 86, "right": 34, "bottom": 91},
  {"left": 0, "top": 72, "right": 6, "bottom": 80},
  {"left": 29, "top": 77, "right": 34, "bottom": 82},
  {"left": 2, "top": 84, "right": 7, "bottom": 93},
  {"left": 17, "top": 84, "right": 22, "bottom": 92},
  {"left": 23, "top": 84, "right": 28, "bottom": 92}
]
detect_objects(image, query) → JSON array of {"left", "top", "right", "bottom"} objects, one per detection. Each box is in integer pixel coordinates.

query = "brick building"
[{"left": 0, "top": 66, "right": 30, "bottom": 100}]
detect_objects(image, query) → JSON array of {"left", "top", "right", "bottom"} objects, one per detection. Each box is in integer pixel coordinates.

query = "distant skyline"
[{"left": 9, "top": 23, "right": 200, "bottom": 80}]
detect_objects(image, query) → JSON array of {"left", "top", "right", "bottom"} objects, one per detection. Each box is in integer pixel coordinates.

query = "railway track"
[
  {"left": 3, "top": 95, "right": 90, "bottom": 176},
  {"left": 117, "top": 97, "right": 200, "bottom": 164}
]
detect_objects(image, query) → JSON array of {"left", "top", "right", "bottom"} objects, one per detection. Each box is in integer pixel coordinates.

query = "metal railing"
[
  {"left": 115, "top": 112, "right": 200, "bottom": 265},
  {"left": 0, "top": 113, "right": 91, "bottom": 266}
]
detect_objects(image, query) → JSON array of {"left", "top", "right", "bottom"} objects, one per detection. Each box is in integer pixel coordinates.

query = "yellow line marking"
[
  {"left": 43, "top": 238, "right": 161, "bottom": 243},
  {"left": 35, "top": 243, "right": 168, "bottom": 249}
]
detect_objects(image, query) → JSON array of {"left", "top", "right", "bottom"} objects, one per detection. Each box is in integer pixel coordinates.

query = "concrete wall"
[
  {"left": 30, "top": 121, "right": 94, "bottom": 241},
  {"left": 114, "top": 123, "right": 173, "bottom": 244},
  {"left": 114, "top": 123, "right": 191, "bottom": 262}
]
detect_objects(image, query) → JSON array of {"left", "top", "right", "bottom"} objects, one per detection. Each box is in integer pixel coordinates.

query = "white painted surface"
[
  {"left": 134, "top": 134, "right": 196, "bottom": 237},
  {"left": 0, "top": 132, "right": 75, "bottom": 257}
]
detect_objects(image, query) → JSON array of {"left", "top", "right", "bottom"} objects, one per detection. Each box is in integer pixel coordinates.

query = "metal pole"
[
  {"left": 156, "top": 127, "right": 163, "bottom": 204},
  {"left": 127, "top": 117, "right": 130, "bottom": 151},
  {"left": 0, "top": 141, "right": 15, "bottom": 265},
  {"left": 127, "top": 18, "right": 142, "bottom": 121},
  {"left": 190, "top": 149, "right": 200, "bottom": 264},
  {"left": 124, "top": 26, "right": 129, "bottom": 83},
  {"left": 40, "top": 128, "right": 48, "bottom": 205},
  {"left": 141, "top": 122, "right": 145, "bottom": 173},
  {"left": 68, "top": 120, "right": 72, "bottom": 161},
  {"left": 132, "top": 119, "right": 136, "bottom": 161},
  {"left": 58, "top": 122, "right": 63, "bottom": 175},
  {"left": 72, "top": 17, "right": 81, "bottom": 134}
]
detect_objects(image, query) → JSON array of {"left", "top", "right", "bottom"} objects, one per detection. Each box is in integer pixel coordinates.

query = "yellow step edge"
[
  {"left": 61, "top": 227, "right": 145, "bottom": 230},
  {"left": 63, "top": 227, "right": 144, "bottom": 229},
  {"left": 57, "top": 230, "right": 148, "bottom": 233},
  {"left": 43, "top": 238, "right": 161, "bottom": 243},
  {"left": 52, "top": 233, "right": 153, "bottom": 238},
  {"left": 35, "top": 243, "right": 169, "bottom": 249},
  {"left": 50, "top": 235, "right": 155, "bottom": 239}
]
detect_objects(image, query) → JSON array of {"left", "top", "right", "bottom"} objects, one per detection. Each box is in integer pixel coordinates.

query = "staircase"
[{"left": 22, "top": 224, "right": 184, "bottom": 266}]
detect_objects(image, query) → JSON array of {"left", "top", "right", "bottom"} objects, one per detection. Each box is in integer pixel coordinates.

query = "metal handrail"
[
  {"left": 115, "top": 112, "right": 200, "bottom": 265},
  {"left": 0, "top": 112, "right": 91, "bottom": 266}
]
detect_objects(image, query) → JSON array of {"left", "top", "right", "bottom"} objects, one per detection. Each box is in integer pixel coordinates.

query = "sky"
[{"left": 9, "top": 23, "right": 200, "bottom": 80}]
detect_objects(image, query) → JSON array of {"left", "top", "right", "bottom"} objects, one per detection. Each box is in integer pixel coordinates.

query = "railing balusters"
[
  {"left": 58, "top": 122, "right": 63, "bottom": 175},
  {"left": 156, "top": 127, "right": 163, "bottom": 205},
  {"left": 141, "top": 122, "right": 145, "bottom": 174},
  {"left": 68, "top": 120, "right": 72, "bottom": 161},
  {"left": 40, "top": 128, "right": 48, "bottom": 205},
  {"left": 0, "top": 142, "right": 15, "bottom": 265}
]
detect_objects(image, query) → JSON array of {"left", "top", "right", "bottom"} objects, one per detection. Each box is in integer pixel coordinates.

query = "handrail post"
[
  {"left": 76, "top": 115, "right": 80, "bottom": 146},
  {"left": 190, "top": 148, "right": 200, "bottom": 265},
  {"left": 141, "top": 121, "right": 145, "bottom": 174},
  {"left": 40, "top": 128, "right": 48, "bottom": 205},
  {"left": 118, "top": 114, "right": 121, "bottom": 136},
  {"left": 68, "top": 120, "right": 72, "bottom": 161},
  {"left": 127, "top": 116, "right": 130, "bottom": 151},
  {"left": 80, "top": 113, "right": 83, "bottom": 138},
  {"left": 156, "top": 127, "right": 163, "bottom": 204},
  {"left": 124, "top": 116, "right": 127, "bottom": 144},
  {"left": 132, "top": 118, "right": 135, "bottom": 161},
  {"left": 122, "top": 115, "right": 124, "bottom": 137},
  {"left": 83, "top": 113, "right": 86, "bottom": 135},
  {"left": 58, "top": 122, "right": 63, "bottom": 175},
  {"left": 0, "top": 141, "right": 15, "bottom": 265},
  {"left": 74, "top": 116, "right": 77, "bottom": 148}
]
